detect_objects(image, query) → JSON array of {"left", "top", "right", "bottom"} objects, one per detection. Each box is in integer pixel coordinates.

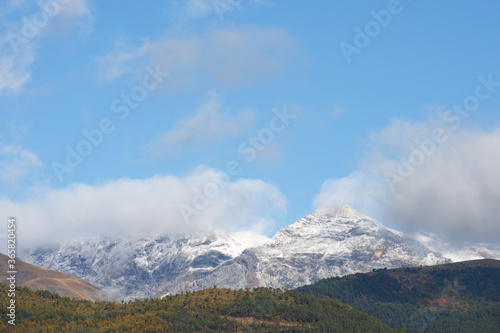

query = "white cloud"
[
  {"left": 313, "top": 171, "right": 385, "bottom": 218},
  {"left": 314, "top": 119, "right": 500, "bottom": 242},
  {"left": 155, "top": 92, "right": 253, "bottom": 151},
  {"left": 0, "top": 0, "right": 94, "bottom": 95},
  {"left": 185, "top": 0, "right": 215, "bottom": 18},
  {"left": 96, "top": 38, "right": 139, "bottom": 81},
  {"left": 98, "top": 26, "right": 297, "bottom": 90},
  {"left": 57, "top": 0, "right": 93, "bottom": 21},
  {"left": 0, "top": 167, "right": 287, "bottom": 247},
  {"left": 0, "top": 46, "right": 34, "bottom": 94},
  {"left": 183, "top": 0, "right": 268, "bottom": 19},
  {"left": 52, "top": 0, "right": 94, "bottom": 37},
  {"left": 0, "top": 144, "right": 41, "bottom": 186}
]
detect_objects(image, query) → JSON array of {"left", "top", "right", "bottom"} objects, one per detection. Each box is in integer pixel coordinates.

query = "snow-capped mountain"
[
  {"left": 170, "top": 205, "right": 449, "bottom": 292},
  {"left": 22, "top": 205, "right": 500, "bottom": 301},
  {"left": 23, "top": 231, "right": 268, "bottom": 300}
]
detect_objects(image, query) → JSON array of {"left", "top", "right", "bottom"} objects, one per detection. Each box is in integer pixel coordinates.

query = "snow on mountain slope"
[
  {"left": 190, "top": 205, "right": 448, "bottom": 291},
  {"left": 22, "top": 204, "right": 500, "bottom": 300},
  {"left": 265, "top": 205, "right": 404, "bottom": 254},
  {"left": 23, "top": 231, "right": 269, "bottom": 300}
]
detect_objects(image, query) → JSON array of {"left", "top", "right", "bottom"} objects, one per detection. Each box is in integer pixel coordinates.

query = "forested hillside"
[
  {"left": 295, "top": 259, "right": 500, "bottom": 332},
  {"left": 2, "top": 259, "right": 498, "bottom": 332},
  {"left": 0, "top": 284, "right": 394, "bottom": 332}
]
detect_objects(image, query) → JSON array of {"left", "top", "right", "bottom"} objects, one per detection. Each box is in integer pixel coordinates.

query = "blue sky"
[{"left": 1, "top": 0, "right": 500, "bottom": 245}]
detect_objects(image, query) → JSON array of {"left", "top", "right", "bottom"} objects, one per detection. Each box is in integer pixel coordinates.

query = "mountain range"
[
  {"left": 22, "top": 205, "right": 500, "bottom": 301},
  {"left": 3, "top": 257, "right": 498, "bottom": 332}
]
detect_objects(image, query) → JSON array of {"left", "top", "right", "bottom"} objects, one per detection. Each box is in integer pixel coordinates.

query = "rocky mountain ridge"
[{"left": 22, "top": 205, "right": 500, "bottom": 301}]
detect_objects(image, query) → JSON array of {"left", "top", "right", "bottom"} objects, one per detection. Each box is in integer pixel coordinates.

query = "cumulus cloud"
[
  {"left": 98, "top": 26, "right": 297, "bottom": 90},
  {"left": 0, "top": 144, "right": 41, "bottom": 186},
  {"left": 0, "top": 167, "right": 287, "bottom": 248},
  {"left": 314, "top": 119, "right": 500, "bottom": 243},
  {"left": 313, "top": 171, "right": 385, "bottom": 218},
  {"left": 0, "top": 0, "right": 94, "bottom": 95},
  {"left": 153, "top": 92, "right": 253, "bottom": 152}
]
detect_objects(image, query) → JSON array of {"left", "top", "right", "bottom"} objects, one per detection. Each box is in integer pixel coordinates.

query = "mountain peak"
[{"left": 311, "top": 204, "right": 367, "bottom": 220}]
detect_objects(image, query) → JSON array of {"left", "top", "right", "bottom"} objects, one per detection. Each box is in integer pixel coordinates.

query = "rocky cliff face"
[{"left": 23, "top": 205, "right": 500, "bottom": 301}]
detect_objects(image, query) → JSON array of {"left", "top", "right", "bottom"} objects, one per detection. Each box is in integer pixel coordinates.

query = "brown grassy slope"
[{"left": 0, "top": 253, "right": 117, "bottom": 302}]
